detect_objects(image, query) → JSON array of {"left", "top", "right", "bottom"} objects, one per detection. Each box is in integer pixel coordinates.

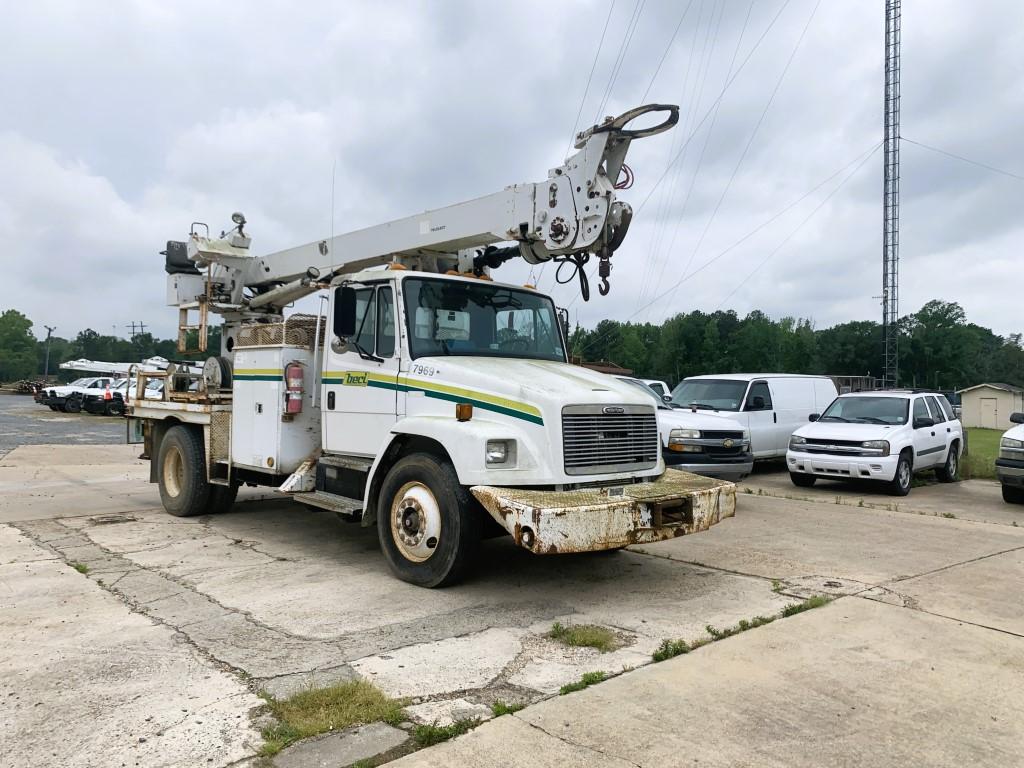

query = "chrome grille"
[{"left": 562, "top": 405, "right": 659, "bottom": 476}]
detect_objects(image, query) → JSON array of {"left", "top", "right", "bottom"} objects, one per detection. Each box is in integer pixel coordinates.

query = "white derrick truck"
[{"left": 128, "top": 105, "right": 737, "bottom": 587}]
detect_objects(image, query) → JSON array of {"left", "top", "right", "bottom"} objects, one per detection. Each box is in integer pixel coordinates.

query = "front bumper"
[
  {"left": 663, "top": 450, "right": 753, "bottom": 480},
  {"left": 787, "top": 450, "right": 900, "bottom": 482},
  {"left": 996, "top": 458, "right": 1024, "bottom": 488},
  {"left": 470, "top": 469, "right": 736, "bottom": 554}
]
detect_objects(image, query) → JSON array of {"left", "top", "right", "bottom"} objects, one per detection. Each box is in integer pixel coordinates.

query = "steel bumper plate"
[{"left": 471, "top": 469, "right": 736, "bottom": 554}]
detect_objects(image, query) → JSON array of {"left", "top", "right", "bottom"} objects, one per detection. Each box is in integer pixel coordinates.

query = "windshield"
[
  {"left": 113, "top": 380, "right": 129, "bottom": 391},
  {"left": 69, "top": 377, "right": 91, "bottom": 386},
  {"left": 403, "top": 278, "right": 566, "bottom": 362},
  {"left": 670, "top": 379, "right": 748, "bottom": 411},
  {"left": 620, "top": 377, "right": 668, "bottom": 408},
  {"left": 820, "top": 396, "right": 908, "bottom": 425}
]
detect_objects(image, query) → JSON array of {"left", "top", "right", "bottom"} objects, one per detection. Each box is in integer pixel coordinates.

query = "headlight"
[
  {"left": 861, "top": 440, "right": 890, "bottom": 454},
  {"left": 667, "top": 428, "right": 702, "bottom": 453},
  {"left": 670, "top": 428, "right": 701, "bottom": 440},
  {"left": 1001, "top": 437, "right": 1024, "bottom": 449},
  {"left": 485, "top": 439, "right": 516, "bottom": 466},
  {"left": 789, "top": 435, "right": 807, "bottom": 448}
]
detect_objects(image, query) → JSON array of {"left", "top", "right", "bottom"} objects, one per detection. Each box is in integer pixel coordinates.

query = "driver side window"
[
  {"left": 913, "top": 398, "right": 929, "bottom": 422},
  {"left": 746, "top": 382, "right": 772, "bottom": 411}
]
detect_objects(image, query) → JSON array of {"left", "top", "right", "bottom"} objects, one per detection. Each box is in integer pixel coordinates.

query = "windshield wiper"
[
  {"left": 684, "top": 402, "right": 718, "bottom": 410},
  {"left": 852, "top": 416, "right": 888, "bottom": 424},
  {"left": 819, "top": 415, "right": 849, "bottom": 422}
]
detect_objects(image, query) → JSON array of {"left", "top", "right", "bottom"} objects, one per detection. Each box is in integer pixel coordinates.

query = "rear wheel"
[
  {"left": 157, "top": 425, "right": 210, "bottom": 517},
  {"left": 888, "top": 452, "right": 912, "bottom": 496},
  {"left": 1002, "top": 484, "right": 1024, "bottom": 505},
  {"left": 377, "top": 453, "right": 480, "bottom": 588},
  {"left": 790, "top": 472, "right": 816, "bottom": 488},
  {"left": 206, "top": 482, "right": 240, "bottom": 514},
  {"left": 935, "top": 442, "right": 959, "bottom": 483}
]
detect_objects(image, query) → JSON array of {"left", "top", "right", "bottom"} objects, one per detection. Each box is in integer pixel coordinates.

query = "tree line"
[
  {"left": 568, "top": 299, "right": 1023, "bottom": 392},
  {"left": 0, "top": 309, "right": 220, "bottom": 382},
  {"left": 2, "top": 299, "right": 1021, "bottom": 391}
]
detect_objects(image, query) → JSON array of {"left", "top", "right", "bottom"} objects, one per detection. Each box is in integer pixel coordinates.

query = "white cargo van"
[{"left": 669, "top": 374, "right": 838, "bottom": 459}]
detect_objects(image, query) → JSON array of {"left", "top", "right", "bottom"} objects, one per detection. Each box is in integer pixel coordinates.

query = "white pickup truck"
[
  {"left": 996, "top": 412, "right": 1024, "bottom": 504},
  {"left": 787, "top": 390, "right": 963, "bottom": 496}
]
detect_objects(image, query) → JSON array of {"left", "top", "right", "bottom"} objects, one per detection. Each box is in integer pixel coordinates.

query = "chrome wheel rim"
[
  {"left": 163, "top": 445, "right": 184, "bottom": 498},
  {"left": 390, "top": 481, "right": 441, "bottom": 563},
  {"left": 898, "top": 461, "right": 911, "bottom": 489},
  {"left": 948, "top": 451, "right": 958, "bottom": 477}
]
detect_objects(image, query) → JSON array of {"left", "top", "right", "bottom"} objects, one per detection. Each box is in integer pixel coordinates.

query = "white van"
[{"left": 669, "top": 374, "right": 839, "bottom": 459}]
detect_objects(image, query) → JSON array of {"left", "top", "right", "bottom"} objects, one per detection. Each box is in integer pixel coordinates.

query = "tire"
[
  {"left": 790, "top": 472, "right": 816, "bottom": 488},
  {"left": 1002, "top": 484, "right": 1024, "bottom": 505},
  {"left": 104, "top": 400, "right": 124, "bottom": 417},
  {"left": 206, "top": 482, "right": 239, "bottom": 514},
  {"left": 935, "top": 441, "right": 959, "bottom": 483},
  {"left": 888, "top": 452, "right": 912, "bottom": 496},
  {"left": 63, "top": 397, "right": 81, "bottom": 414},
  {"left": 377, "top": 453, "right": 481, "bottom": 588},
  {"left": 48, "top": 405, "right": 59, "bottom": 411},
  {"left": 157, "top": 425, "right": 210, "bottom": 517}
]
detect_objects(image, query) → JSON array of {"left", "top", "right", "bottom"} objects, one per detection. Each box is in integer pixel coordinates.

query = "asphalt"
[{"left": 1, "top": 413, "right": 1021, "bottom": 767}]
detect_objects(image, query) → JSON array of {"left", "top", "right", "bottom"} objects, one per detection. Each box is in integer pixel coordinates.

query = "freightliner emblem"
[{"left": 603, "top": 406, "right": 625, "bottom": 414}]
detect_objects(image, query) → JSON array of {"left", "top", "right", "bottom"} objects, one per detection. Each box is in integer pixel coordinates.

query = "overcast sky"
[{"left": 1, "top": 0, "right": 1022, "bottom": 344}]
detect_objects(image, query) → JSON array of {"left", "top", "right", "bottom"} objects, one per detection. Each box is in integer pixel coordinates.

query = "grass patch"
[
  {"left": 940, "top": 511, "right": 957, "bottom": 519},
  {"left": 781, "top": 594, "right": 832, "bottom": 617},
  {"left": 548, "top": 622, "right": 619, "bottom": 652},
  {"left": 559, "top": 671, "right": 607, "bottom": 695},
  {"left": 962, "top": 428, "right": 1000, "bottom": 480},
  {"left": 490, "top": 700, "right": 524, "bottom": 717},
  {"left": 258, "top": 680, "right": 404, "bottom": 757},
  {"left": 71, "top": 562, "right": 89, "bottom": 574},
  {"left": 653, "top": 595, "right": 834, "bottom": 663},
  {"left": 771, "top": 579, "right": 783, "bottom": 593},
  {"left": 412, "top": 718, "right": 479, "bottom": 747}
]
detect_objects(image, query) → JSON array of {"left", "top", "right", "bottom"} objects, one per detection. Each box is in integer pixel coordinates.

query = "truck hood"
[
  {"left": 1004, "top": 424, "right": 1024, "bottom": 442},
  {"left": 794, "top": 421, "right": 904, "bottom": 440},
  {"left": 409, "top": 357, "right": 655, "bottom": 416},
  {"left": 656, "top": 409, "right": 746, "bottom": 433}
]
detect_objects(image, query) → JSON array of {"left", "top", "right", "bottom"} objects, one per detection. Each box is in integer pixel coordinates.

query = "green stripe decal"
[
  {"left": 321, "top": 371, "right": 543, "bottom": 425},
  {"left": 234, "top": 369, "right": 284, "bottom": 382}
]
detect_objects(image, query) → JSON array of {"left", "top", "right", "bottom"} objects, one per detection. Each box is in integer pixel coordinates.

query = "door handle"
[
  {"left": 327, "top": 391, "right": 335, "bottom": 410},
  {"left": 773, "top": 412, "right": 777, "bottom": 423}
]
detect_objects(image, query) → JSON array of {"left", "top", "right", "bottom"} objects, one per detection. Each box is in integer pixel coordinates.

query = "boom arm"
[{"left": 174, "top": 104, "right": 677, "bottom": 313}]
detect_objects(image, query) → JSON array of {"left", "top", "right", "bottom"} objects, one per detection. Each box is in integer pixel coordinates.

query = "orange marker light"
[{"left": 455, "top": 403, "right": 473, "bottom": 422}]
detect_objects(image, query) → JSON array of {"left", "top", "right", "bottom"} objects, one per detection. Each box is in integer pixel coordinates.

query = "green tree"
[{"left": 0, "top": 309, "right": 38, "bottom": 381}]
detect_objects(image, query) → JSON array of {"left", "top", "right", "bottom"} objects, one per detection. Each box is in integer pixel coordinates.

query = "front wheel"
[
  {"left": 790, "top": 472, "right": 816, "bottom": 488},
  {"left": 935, "top": 442, "right": 959, "bottom": 483},
  {"left": 1002, "top": 484, "right": 1024, "bottom": 505},
  {"left": 157, "top": 425, "right": 211, "bottom": 517},
  {"left": 377, "top": 453, "right": 480, "bottom": 588},
  {"left": 887, "top": 453, "right": 912, "bottom": 496}
]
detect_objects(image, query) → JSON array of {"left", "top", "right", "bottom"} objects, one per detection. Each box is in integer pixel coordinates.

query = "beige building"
[{"left": 957, "top": 383, "right": 1024, "bottom": 430}]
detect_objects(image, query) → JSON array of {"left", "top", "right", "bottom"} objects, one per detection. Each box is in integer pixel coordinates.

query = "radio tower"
[{"left": 882, "top": 0, "right": 901, "bottom": 388}]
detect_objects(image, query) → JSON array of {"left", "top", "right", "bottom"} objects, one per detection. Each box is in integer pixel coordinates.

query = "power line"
[
  {"left": 566, "top": 0, "right": 618, "bottom": 156},
  {"left": 663, "top": 0, "right": 820, "bottom": 311},
  {"left": 573, "top": 141, "right": 882, "bottom": 359},
  {"left": 594, "top": 0, "right": 648, "bottom": 124},
  {"left": 901, "top": 136, "right": 1024, "bottom": 183},
  {"left": 639, "top": 0, "right": 697, "bottom": 104}
]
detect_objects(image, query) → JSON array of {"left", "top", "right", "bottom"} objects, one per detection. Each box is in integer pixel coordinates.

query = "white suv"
[{"left": 787, "top": 390, "right": 963, "bottom": 496}]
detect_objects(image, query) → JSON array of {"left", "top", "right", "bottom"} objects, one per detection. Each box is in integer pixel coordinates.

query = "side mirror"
[
  {"left": 809, "top": 413, "right": 820, "bottom": 422},
  {"left": 1011, "top": 413, "right": 1024, "bottom": 425},
  {"left": 913, "top": 416, "right": 934, "bottom": 429},
  {"left": 333, "top": 287, "right": 358, "bottom": 338},
  {"left": 662, "top": 394, "right": 672, "bottom": 403}
]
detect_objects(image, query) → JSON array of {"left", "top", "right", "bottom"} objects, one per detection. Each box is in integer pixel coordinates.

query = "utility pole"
[
  {"left": 126, "top": 321, "right": 148, "bottom": 338},
  {"left": 43, "top": 325, "right": 56, "bottom": 380},
  {"left": 882, "top": 0, "right": 901, "bottom": 388}
]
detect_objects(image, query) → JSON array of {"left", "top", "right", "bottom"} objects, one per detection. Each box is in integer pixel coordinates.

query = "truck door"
[
  {"left": 322, "top": 284, "right": 400, "bottom": 456},
  {"left": 743, "top": 380, "right": 777, "bottom": 458}
]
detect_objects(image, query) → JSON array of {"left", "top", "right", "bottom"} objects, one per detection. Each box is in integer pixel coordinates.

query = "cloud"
[{"left": 0, "top": 0, "right": 1021, "bottom": 347}]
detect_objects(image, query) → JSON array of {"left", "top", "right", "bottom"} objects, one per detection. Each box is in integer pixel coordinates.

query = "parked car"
[
  {"left": 83, "top": 378, "right": 165, "bottom": 414},
  {"left": 787, "top": 390, "right": 963, "bottom": 496},
  {"left": 669, "top": 374, "right": 838, "bottom": 459},
  {"left": 638, "top": 378, "right": 670, "bottom": 397},
  {"left": 996, "top": 412, "right": 1024, "bottom": 504},
  {"left": 40, "top": 377, "right": 116, "bottom": 412},
  {"left": 617, "top": 377, "right": 752, "bottom": 481}
]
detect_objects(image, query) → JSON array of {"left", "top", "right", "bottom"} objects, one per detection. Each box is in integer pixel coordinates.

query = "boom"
[{"left": 167, "top": 104, "right": 677, "bottom": 321}]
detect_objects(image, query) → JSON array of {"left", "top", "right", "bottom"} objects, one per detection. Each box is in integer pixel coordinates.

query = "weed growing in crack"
[
  {"left": 413, "top": 719, "right": 480, "bottom": 747},
  {"left": 559, "top": 671, "right": 607, "bottom": 695},
  {"left": 940, "top": 512, "right": 957, "bottom": 519},
  {"left": 548, "top": 622, "right": 619, "bottom": 652},
  {"left": 71, "top": 562, "right": 89, "bottom": 574},
  {"left": 490, "top": 701, "right": 524, "bottom": 717},
  {"left": 771, "top": 579, "right": 783, "bottom": 593},
  {"left": 652, "top": 595, "right": 834, "bottom": 663},
  {"left": 257, "top": 680, "right": 404, "bottom": 757}
]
